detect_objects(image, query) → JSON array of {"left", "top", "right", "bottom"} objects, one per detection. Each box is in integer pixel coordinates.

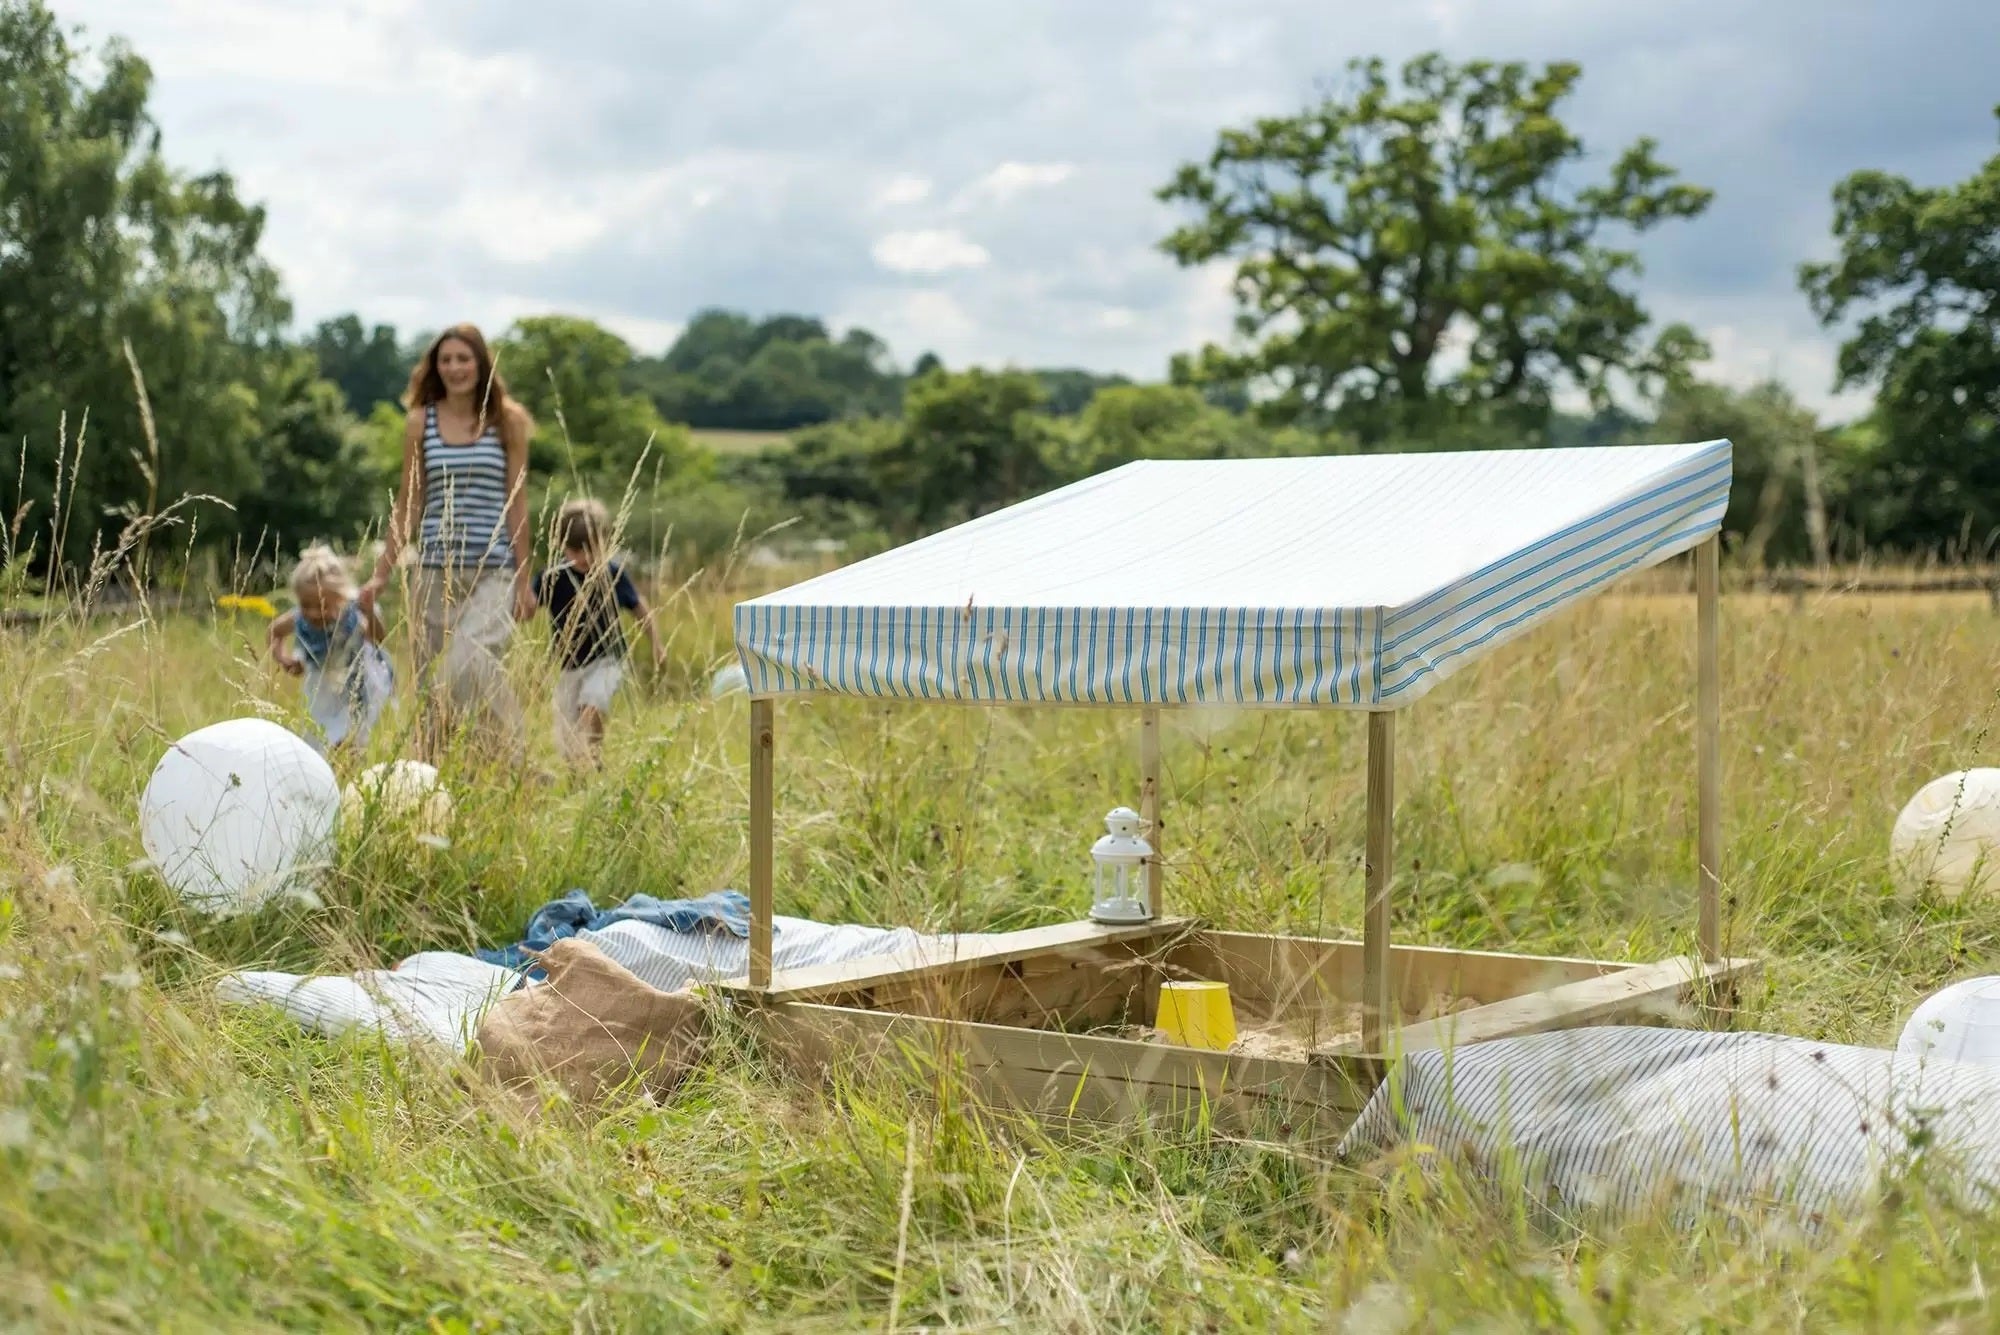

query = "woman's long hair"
[{"left": 404, "top": 323, "right": 513, "bottom": 424}]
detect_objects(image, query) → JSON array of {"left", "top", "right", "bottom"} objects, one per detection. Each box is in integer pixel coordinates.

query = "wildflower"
[{"left": 217, "top": 593, "right": 279, "bottom": 619}]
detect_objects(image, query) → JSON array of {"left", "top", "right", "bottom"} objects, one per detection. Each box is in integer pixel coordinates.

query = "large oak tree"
[{"left": 1159, "top": 54, "right": 1712, "bottom": 444}]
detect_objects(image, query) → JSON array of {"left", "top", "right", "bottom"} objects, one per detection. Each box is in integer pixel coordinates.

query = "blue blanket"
[{"left": 477, "top": 889, "right": 756, "bottom": 975}]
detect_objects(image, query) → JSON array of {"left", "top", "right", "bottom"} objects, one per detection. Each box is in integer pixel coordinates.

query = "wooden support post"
[
  {"left": 1696, "top": 537, "right": 1721, "bottom": 964},
  {"left": 1362, "top": 710, "right": 1396, "bottom": 1050},
  {"left": 749, "top": 697, "right": 775, "bottom": 989},
  {"left": 1140, "top": 706, "right": 1162, "bottom": 918}
]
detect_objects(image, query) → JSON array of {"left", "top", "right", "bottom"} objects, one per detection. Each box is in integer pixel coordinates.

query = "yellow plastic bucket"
[{"left": 1155, "top": 980, "right": 1237, "bottom": 1050}]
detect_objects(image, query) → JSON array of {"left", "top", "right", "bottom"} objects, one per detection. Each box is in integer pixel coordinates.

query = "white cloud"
[
  {"left": 870, "top": 229, "right": 991, "bottom": 275},
  {"left": 954, "top": 161, "right": 1077, "bottom": 209},
  {"left": 1177, "top": 263, "right": 1240, "bottom": 353},
  {"left": 465, "top": 197, "right": 612, "bottom": 266},
  {"left": 899, "top": 290, "right": 978, "bottom": 342},
  {"left": 51, "top": 0, "right": 2000, "bottom": 408},
  {"left": 873, "top": 174, "right": 933, "bottom": 208},
  {"left": 73, "top": 0, "right": 534, "bottom": 99},
  {"left": 441, "top": 166, "right": 729, "bottom": 266},
  {"left": 834, "top": 289, "right": 981, "bottom": 364},
  {"left": 1692, "top": 323, "right": 1872, "bottom": 423},
  {"left": 593, "top": 312, "right": 686, "bottom": 355}
]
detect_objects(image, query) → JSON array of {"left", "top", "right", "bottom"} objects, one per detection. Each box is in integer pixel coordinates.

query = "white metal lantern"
[{"left": 1090, "top": 806, "right": 1154, "bottom": 924}]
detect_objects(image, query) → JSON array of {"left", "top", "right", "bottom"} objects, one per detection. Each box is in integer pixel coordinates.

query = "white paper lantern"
[
  {"left": 1890, "top": 769, "right": 2000, "bottom": 898},
  {"left": 341, "top": 760, "right": 454, "bottom": 840},
  {"left": 139, "top": 718, "right": 340, "bottom": 915},
  {"left": 710, "top": 663, "right": 749, "bottom": 699},
  {"left": 1898, "top": 975, "right": 2000, "bottom": 1067}
]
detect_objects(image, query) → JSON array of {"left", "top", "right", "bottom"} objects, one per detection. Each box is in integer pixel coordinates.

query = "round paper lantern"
[
  {"left": 341, "top": 760, "right": 454, "bottom": 840},
  {"left": 1897, "top": 975, "right": 2000, "bottom": 1067},
  {"left": 1890, "top": 769, "right": 2000, "bottom": 898},
  {"left": 710, "top": 663, "right": 749, "bottom": 699},
  {"left": 139, "top": 718, "right": 340, "bottom": 915}
]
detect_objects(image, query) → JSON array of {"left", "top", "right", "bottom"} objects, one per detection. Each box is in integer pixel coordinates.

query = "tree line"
[{"left": 4, "top": 0, "right": 1997, "bottom": 583}]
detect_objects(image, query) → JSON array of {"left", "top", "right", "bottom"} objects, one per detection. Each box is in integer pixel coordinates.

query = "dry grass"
[{"left": 690, "top": 428, "right": 794, "bottom": 457}]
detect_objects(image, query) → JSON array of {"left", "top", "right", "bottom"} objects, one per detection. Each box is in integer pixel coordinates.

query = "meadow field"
[
  {"left": 4, "top": 570, "right": 2000, "bottom": 1331},
  {"left": 689, "top": 428, "right": 794, "bottom": 456}
]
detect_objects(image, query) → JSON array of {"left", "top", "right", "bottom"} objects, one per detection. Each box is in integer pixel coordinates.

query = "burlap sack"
[{"left": 474, "top": 937, "right": 708, "bottom": 1106}]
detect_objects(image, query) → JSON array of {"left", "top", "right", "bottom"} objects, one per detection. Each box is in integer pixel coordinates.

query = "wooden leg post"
[
  {"left": 1363, "top": 710, "right": 1396, "bottom": 1051},
  {"left": 750, "top": 697, "right": 775, "bottom": 989},
  {"left": 1696, "top": 537, "right": 1721, "bottom": 965},
  {"left": 1140, "top": 707, "right": 1162, "bottom": 918}
]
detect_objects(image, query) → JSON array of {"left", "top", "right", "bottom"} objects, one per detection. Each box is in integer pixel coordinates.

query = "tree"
[
  {"left": 753, "top": 314, "right": 829, "bottom": 348},
  {"left": 1158, "top": 54, "right": 1712, "bottom": 443},
  {"left": 234, "top": 348, "right": 389, "bottom": 557},
  {"left": 1063, "top": 383, "right": 1288, "bottom": 478},
  {"left": 651, "top": 308, "right": 758, "bottom": 376},
  {"left": 0, "top": 0, "right": 325, "bottom": 571},
  {"left": 774, "top": 416, "right": 905, "bottom": 512},
  {"left": 1036, "top": 368, "right": 1133, "bottom": 416},
  {"left": 306, "top": 314, "right": 408, "bottom": 416},
  {"left": 1543, "top": 404, "right": 1649, "bottom": 449},
  {"left": 499, "top": 315, "right": 693, "bottom": 481},
  {"left": 885, "top": 368, "right": 1057, "bottom": 530},
  {"left": 1801, "top": 111, "right": 2000, "bottom": 556},
  {"left": 1654, "top": 379, "right": 1834, "bottom": 568},
  {"left": 631, "top": 309, "right": 906, "bottom": 430}
]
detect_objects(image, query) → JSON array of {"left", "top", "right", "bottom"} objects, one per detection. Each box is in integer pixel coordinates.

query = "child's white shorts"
[{"left": 554, "top": 656, "right": 624, "bottom": 756}]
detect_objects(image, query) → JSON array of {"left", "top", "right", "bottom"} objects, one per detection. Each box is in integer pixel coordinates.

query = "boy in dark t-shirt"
[{"left": 537, "top": 498, "right": 663, "bottom": 767}]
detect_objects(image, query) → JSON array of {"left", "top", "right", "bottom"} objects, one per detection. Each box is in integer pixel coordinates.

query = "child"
[
  {"left": 268, "top": 545, "right": 395, "bottom": 753},
  {"left": 538, "top": 498, "right": 662, "bottom": 767}
]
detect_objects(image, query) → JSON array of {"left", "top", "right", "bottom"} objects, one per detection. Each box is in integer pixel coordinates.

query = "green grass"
[{"left": 7, "top": 581, "right": 2000, "bottom": 1329}]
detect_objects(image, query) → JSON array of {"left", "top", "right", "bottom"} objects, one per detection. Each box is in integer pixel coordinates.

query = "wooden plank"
[
  {"left": 756, "top": 1002, "right": 1383, "bottom": 1140},
  {"left": 715, "top": 917, "right": 1191, "bottom": 1004},
  {"left": 870, "top": 942, "right": 1159, "bottom": 1029},
  {"left": 1170, "top": 932, "right": 1620, "bottom": 1013},
  {"left": 1362, "top": 710, "right": 1396, "bottom": 1048},
  {"left": 1696, "top": 535, "right": 1721, "bottom": 962},
  {"left": 748, "top": 697, "right": 775, "bottom": 989},
  {"left": 1140, "top": 706, "right": 1162, "bottom": 918},
  {"left": 1314, "top": 955, "right": 1761, "bottom": 1059}
]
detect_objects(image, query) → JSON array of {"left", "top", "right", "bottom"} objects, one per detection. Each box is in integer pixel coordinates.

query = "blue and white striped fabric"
[
  {"left": 735, "top": 442, "right": 1731, "bottom": 708},
  {"left": 1337, "top": 1026, "right": 2000, "bottom": 1229},
  {"left": 418, "top": 404, "right": 516, "bottom": 572}
]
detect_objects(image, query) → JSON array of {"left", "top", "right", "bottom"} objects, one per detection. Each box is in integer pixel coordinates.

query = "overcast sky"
[{"left": 52, "top": 0, "right": 2000, "bottom": 419}]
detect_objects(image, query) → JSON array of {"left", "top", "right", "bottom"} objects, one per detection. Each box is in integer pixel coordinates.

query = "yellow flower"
[{"left": 217, "top": 594, "right": 278, "bottom": 619}]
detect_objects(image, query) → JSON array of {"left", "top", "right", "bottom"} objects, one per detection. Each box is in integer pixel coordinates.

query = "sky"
[{"left": 51, "top": 0, "right": 2000, "bottom": 420}]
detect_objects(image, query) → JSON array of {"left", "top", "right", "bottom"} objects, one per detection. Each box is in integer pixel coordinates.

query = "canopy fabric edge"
[{"left": 732, "top": 442, "right": 1731, "bottom": 709}]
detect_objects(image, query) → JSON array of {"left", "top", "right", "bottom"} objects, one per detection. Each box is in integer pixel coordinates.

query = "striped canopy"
[{"left": 733, "top": 440, "right": 1731, "bottom": 709}]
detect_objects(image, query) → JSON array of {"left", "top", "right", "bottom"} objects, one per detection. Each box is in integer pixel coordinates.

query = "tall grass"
[{"left": 8, "top": 541, "right": 2000, "bottom": 1327}]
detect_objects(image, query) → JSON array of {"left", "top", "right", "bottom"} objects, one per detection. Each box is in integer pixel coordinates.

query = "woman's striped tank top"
[{"left": 417, "top": 403, "right": 516, "bottom": 571}]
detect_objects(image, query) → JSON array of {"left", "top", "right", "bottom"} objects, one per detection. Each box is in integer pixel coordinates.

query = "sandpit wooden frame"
[{"left": 722, "top": 532, "right": 1755, "bottom": 1136}]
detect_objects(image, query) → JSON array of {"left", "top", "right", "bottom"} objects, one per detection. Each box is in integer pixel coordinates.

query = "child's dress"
[{"left": 295, "top": 601, "right": 395, "bottom": 751}]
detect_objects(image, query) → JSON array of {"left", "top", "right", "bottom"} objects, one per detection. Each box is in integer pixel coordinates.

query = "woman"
[{"left": 360, "top": 324, "right": 534, "bottom": 761}]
